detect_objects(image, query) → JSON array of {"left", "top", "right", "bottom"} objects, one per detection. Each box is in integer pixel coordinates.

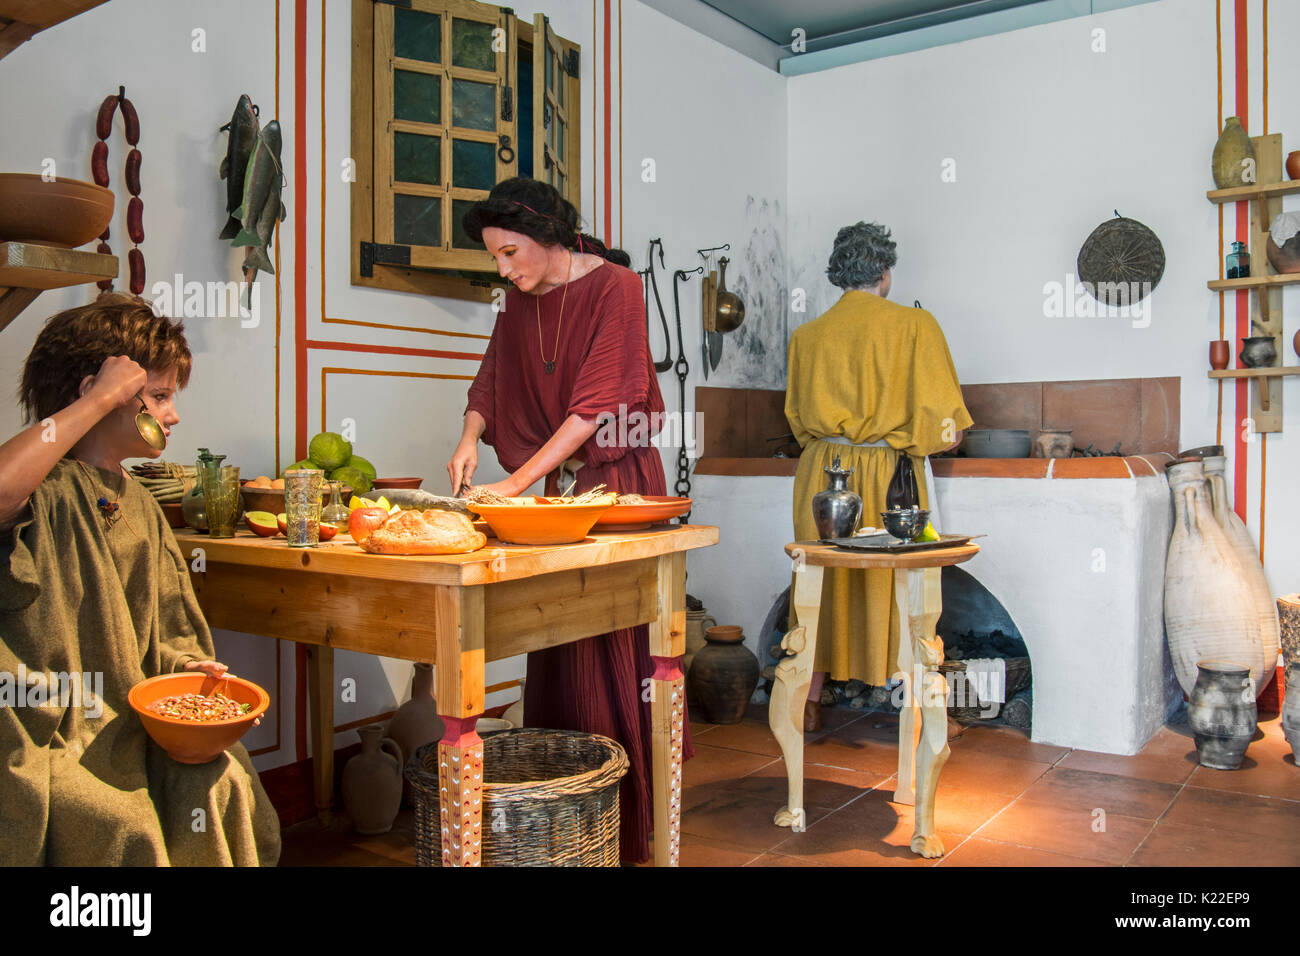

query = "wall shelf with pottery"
[{"left": 1205, "top": 132, "right": 1289, "bottom": 432}]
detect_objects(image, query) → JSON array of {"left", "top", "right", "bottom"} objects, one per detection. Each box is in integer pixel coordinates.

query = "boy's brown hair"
[{"left": 18, "top": 293, "right": 192, "bottom": 424}]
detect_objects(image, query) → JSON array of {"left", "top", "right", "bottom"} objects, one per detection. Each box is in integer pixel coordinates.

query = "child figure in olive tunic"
[{"left": 0, "top": 294, "right": 280, "bottom": 865}]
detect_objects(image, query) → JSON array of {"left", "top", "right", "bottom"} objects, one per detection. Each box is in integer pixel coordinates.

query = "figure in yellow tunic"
[{"left": 786, "top": 223, "right": 971, "bottom": 724}]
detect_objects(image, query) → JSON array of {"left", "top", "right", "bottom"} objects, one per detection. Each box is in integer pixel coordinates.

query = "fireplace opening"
[{"left": 753, "top": 567, "right": 1034, "bottom": 729}]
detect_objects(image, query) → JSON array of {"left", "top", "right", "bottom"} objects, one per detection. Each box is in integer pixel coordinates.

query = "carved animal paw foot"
[
  {"left": 774, "top": 806, "right": 806, "bottom": 829},
  {"left": 911, "top": 832, "right": 945, "bottom": 858}
]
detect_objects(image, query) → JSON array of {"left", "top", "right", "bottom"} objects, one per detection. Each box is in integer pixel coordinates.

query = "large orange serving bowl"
[
  {"left": 467, "top": 498, "right": 614, "bottom": 545},
  {"left": 128, "top": 672, "right": 269, "bottom": 764}
]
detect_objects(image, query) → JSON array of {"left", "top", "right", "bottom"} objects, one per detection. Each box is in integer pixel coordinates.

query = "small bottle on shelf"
[{"left": 1226, "top": 240, "right": 1250, "bottom": 279}]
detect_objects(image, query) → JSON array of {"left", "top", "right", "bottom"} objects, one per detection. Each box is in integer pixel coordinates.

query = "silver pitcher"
[{"left": 812, "top": 455, "right": 862, "bottom": 539}]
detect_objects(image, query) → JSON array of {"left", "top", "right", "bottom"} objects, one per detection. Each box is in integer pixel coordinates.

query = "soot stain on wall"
[{"left": 712, "top": 195, "right": 788, "bottom": 390}]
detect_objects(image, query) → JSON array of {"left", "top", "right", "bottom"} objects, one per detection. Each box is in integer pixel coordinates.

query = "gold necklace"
[{"left": 536, "top": 250, "right": 573, "bottom": 375}]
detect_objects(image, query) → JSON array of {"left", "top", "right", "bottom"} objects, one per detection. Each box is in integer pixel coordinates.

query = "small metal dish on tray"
[{"left": 823, "top": 532, "right": 976, "bottom": 554}]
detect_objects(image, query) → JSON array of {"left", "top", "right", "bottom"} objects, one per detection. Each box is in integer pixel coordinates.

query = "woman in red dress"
[{"left": 447, "top": 177, "right": 691, "bottom": 863}]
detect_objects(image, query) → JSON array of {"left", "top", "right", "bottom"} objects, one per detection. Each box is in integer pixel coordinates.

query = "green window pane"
[
  {"left": 545, "top": 45, "right": 553, "bottom": 91},
  {"left": 452, "top": 79, "right": 495, "bottom": 131},
  {"left": 452, "top": 139, "right": 496, "bottom": 191},
  {"left": 394, "top": 70, "right": 441, "bottom": 124},
  {"left": 452, "top": 18, "right": 494, "bottom": 72},
  {"left": 557, "top": 171, "right": 565, "bottom": 197},
  {"left": 555, "top": 54, "right": 564, "bottom": 106},
  {"left": 394, "top": 131, "right": 441, "bottom": 185},
  {"left": 557, "top": 121, "right": 565, "bottom": 160},
  {"left": 452, "top": 198, "right": 485, "bottom": 250},
  {"left": 395, "top": 8, "right": 441, "bottom": 63},
  {"left": 394, "top": 193, "right": 441, "bottom": 246}
]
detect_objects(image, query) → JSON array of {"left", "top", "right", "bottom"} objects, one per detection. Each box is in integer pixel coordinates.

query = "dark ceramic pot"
[
  {"left": 1239, "top": 336, "right": 1276, "bottom": 369},
  {"left": 1281, "top": 662, "right": 1300, "bottom": 763},
  {"left": 1188, "top": 659, "right": 1256, "bottom": 770},
  {"left": 688, "top": 625, "right": 759, "bottom": 724}
]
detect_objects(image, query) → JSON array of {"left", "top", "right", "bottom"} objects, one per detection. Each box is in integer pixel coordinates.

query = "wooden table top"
[
  {"left": 784, "top": 540, "right": 980, "bottom": 570},
  {"left": 173, "top": 524, "right": 719, "bottom": 587}
]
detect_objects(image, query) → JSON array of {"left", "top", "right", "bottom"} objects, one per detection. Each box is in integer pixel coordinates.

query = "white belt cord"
[{"left": 816, "top": 436, "right": 943, "bottom": 531}]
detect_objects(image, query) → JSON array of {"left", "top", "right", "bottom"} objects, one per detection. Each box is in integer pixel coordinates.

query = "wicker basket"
[
  {"left": 406, "top": 728, "right": 628, "bottom": 867},
  {"left": 938, "top": 657, "right": 1031, "bottom": 722}
]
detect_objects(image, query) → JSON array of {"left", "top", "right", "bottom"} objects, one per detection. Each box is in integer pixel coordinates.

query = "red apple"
[
  {"left": 244, "top": 510, "right": 279, "bottom": 537},
  {"left": 349, "top": 507, "right": 389, "bottom": 545},
  {"left": 276, "top": 513, "right": 287, "bottom": 535},
  {"left": 318, "top": 522, "right": 339, "bottom": 542}
]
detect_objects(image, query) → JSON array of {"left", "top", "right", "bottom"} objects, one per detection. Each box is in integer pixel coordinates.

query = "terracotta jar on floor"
[
  {"left": 342, "top": 725, "right": 404, "bottom": 834},
  {"left": 387, "top": 662, "right": 443, "bottom": 805},
  {"left": 688, "top": 625, "right": 759, "bottom": 724}
]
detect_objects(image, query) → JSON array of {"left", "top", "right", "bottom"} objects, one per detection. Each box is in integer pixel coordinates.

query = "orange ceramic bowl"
[
  {"left": 128, "top": 672, "right": 269, "bottom": 764},
  {"left": 467, "top": 498, "right": 614, "bottom": 545},
  {"left": 370, "top": 477, "right": 424, "bottom": 490},
  {"left": 592, "top": 495, "right": 692, "bottom": 530}
]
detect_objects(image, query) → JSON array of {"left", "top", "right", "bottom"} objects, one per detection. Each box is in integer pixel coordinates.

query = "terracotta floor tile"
[
  {"left": 745, "top": 851, "right": 829, "bottom": 867},
  {"left": 1130, "top": 821, "right": 1300, "bottom": 867},
  {"left": 829, "top": 713, "right": 904, "bottom": 744},
  {"left": 818, "top": 706, "right": 871, "bottom": 733},
  {"left": 683, "top": 743, "right": 778, "bottom": 787},
  {"left": 680, "top": 789, "right": 831, "bottom": 854},
  {"left": 937, "top": 836, "right": 1111, "bottom": 867},
  {"left": 693, "top": 719, "right": 786, "bottom": 757},
  {"left": 1186, "top": 754, "right": 1300, "bottom": 800},
  {"left": 768, "top": 790, "right": 959, "bottom": 866},
  {"left": 976, "top": 801, "right": 1154, "bottom": 864},
  {"left": 1139, "top": 723, "right": 1198, "bottom": 758},
  {"left": 948, "top": 724, "right": 1071, "bottom": 765},
  {"left": 675, "top": 834, "right": 765, "bottom": 867},
  {"left": 1162, "top": 786, "right": 1300, "bottom": 838},
  {"left": 925, "top": 785, "right": 1021, "bottom": 834},
  {"left": 936, "top": 748, "right": 1054, "bottom": 797},
  {"left": 1057, "top": 748, "right": 1198, "bottom": 786},
  {"left": 1015, "top": 767, "right": 1182, "bottom": 820},
  {"left": 726, "top": 757, "right": 889, "bottom": 812},
  {"left": 801, "top": 733, "right": 901, "bottom": 776}
]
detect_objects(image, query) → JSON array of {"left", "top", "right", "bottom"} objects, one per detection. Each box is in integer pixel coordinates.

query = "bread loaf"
[{"left": 360, "top": 509, "right": 486, "bottom": 555}]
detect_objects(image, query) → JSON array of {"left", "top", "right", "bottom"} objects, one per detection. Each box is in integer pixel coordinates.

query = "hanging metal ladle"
[{"left": 134, "top": 392, "right": 167, "bottom": 450}]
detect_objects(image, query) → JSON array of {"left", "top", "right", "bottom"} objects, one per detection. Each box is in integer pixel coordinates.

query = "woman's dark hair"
[
  {"left": 461, "top": 177, "right": 631, "bottom": 266},
  {"left": 19, "top": 292, "right": 192, "bottom": 424},
  {"left": 826, "top": 221, "right": 897, "bottom": 290}
]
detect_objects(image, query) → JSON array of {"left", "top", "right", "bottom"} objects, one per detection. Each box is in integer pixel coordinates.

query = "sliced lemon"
[{"left": 374, "top": 495, "right": 391, "bottom": 512}]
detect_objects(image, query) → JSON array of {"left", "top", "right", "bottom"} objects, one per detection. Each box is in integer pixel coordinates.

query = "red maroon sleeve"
[
  {"left": 566, "top": 271, "right": 652, "bottom": 422},
  {"left": 465, "top": 326, "right": 499, "bottom": 447}
]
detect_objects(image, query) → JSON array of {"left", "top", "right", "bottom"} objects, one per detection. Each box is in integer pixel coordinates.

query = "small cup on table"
[
  {"left": 204, "top": 465, "right": 241, "bottom": 538},
  {"left": 284, "top": 469, "right": 325, "bottom": 548}
]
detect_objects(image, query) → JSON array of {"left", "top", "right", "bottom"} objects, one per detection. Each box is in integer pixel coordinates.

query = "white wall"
[{"left": 786, "top": 0, "right": 1299, "bottom": 606}]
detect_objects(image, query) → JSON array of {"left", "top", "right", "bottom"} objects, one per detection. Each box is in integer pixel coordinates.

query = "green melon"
[
  {"left": 345, "top": 455, "right": 377, "bottom": 482},
  {"left": 308, "top": 432, "right": 352, "bottom": 471}
]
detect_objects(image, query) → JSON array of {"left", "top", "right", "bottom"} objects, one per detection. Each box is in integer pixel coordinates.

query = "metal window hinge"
[
  {"left": 359, "top": 242, "right": 412, "bottom": 277},
  {"left": 564, "top": 49, "right": 579, "bottom": 77},
  {"left": 502, "top": 86, "right": 513, "bottom": 121}
]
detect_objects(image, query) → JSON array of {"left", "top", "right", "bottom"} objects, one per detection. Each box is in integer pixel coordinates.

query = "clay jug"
[
  {"left": 1281, "top": 662, "right": 1300, "bottom": 762},
  {"left": 1287, "top": 149, "right": 1300, "bottom": 181},
  {"left": 387, "top": 663, "right": 443, "bottom": 804},
  {"left": 1203, "top": 455, "right": 1279, "bottom": 696},
  {"left": 685, "top": 608, "right": 717, "bottom": 676},
  {"left": 1188, "top": 660, "right": 1256, "bottom": 770},
  {"left": 1212, "top": 117, "right": 1256, "bottom": 188},
  {"left": 688, "top": 625, "right": 759, "bottom": 724},
  {"left": 1163, "top": 460, "right": 1260, "bottom": 696},
  {"left": 341, "top": 725, "right": 404, "bottom": 834}
]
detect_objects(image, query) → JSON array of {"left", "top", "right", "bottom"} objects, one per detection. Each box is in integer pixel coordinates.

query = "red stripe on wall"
[
  {"left": 1232, "top": 0, "right": 1248, "bottom": 521},
  {"left": 306, "top": 339, "right": 484, "bottom": 362},
  {"left": 603, "top": 0, "right": 612, "bottom": 247}
]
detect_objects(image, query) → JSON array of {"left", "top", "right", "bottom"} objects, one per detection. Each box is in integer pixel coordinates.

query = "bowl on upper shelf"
[
  {"left": 0, "top": 173, "right": 114, "bottom": 248},
  {"left": 962, "top": 429, "right": 1031, "bottom": 458}
]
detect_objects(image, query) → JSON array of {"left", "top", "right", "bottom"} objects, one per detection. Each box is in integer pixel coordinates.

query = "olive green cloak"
[{"left": 0, "top": 458, "right": 280, "bottom": 865}]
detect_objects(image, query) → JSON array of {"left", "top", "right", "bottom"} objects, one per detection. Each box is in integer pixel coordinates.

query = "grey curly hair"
[{"left": 826, "top": 222, "right": 897, "bottom": 290}]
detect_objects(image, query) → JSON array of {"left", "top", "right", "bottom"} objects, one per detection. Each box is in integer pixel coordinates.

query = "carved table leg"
[
  {"left": 304, "top": 644, "right": 334, "bottom": 825},
  {"left": 434, "top": 584, "right": 485, "bottom": 867},
  {"left": 649, "top": 552, "right": 687, "bottom": 866},
  {"left": 437, "top": 716, "right": 484, "bottom": 866},
  {"left": 897, "top": 567, "right": 949, "bottom": 858},
  {"left": 771, "top": 560, "right": 823, "bottom": 831}
]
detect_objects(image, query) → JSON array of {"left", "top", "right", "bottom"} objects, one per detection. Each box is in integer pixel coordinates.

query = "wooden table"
[
  {"left": 176, "top": 524, "right": 718, "bottom": 866},
  {"left": 770, "top": 540, "right": 980, "bottom": 858}
]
